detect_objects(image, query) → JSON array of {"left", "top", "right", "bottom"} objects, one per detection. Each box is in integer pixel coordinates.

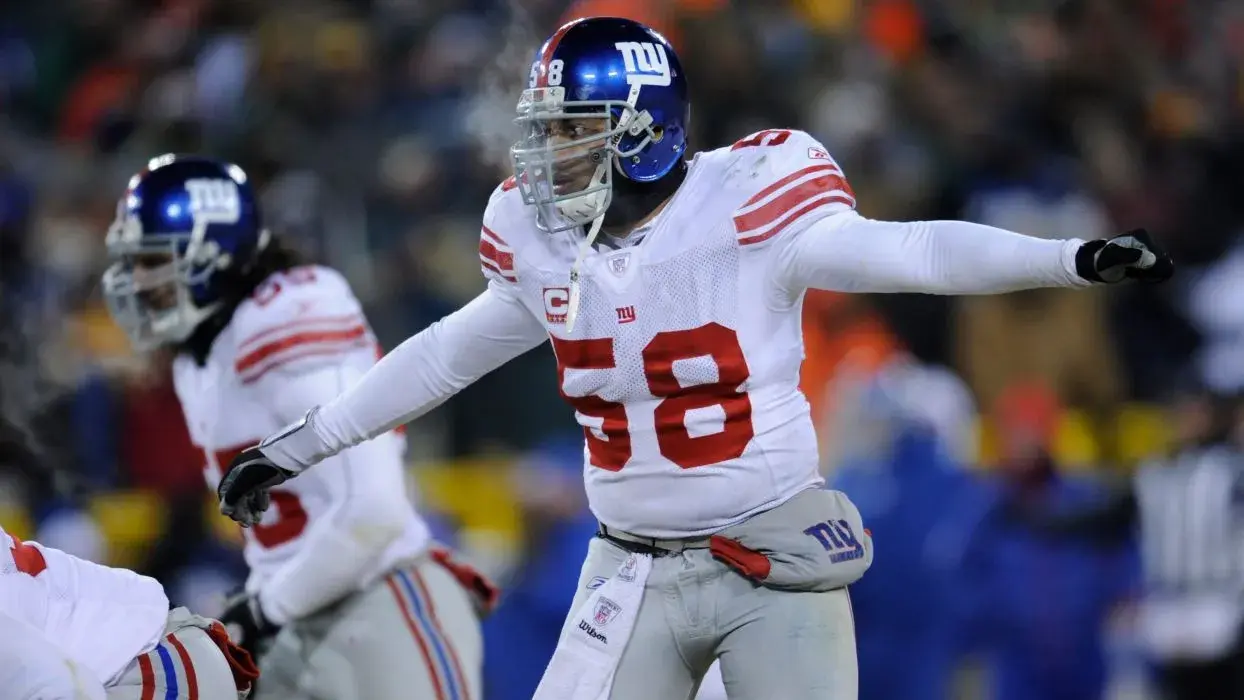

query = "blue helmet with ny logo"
[
  {"left": 510, "top": 17, "right": 690, "bottom": 233},
  {"left": 102, "top": 154, "right": 267, "bottom": 350}
]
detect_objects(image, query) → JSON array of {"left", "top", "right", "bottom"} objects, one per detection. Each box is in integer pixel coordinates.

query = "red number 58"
[{"left": 551, "top": 322, "right": 755, "bottom": 471}]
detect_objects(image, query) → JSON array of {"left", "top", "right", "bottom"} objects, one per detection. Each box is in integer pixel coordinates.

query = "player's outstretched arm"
[
  {"left": 239, "top": 359, "right": 426, "bottom": 627},
  {"left": 219, "top": 284, "right": 548, "bottom": 526},
  {"left": 773, "top": 210, "right": 1172, "bottom": 297}
]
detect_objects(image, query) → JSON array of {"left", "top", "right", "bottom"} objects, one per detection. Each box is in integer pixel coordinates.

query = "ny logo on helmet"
[
  {"left": 185, "top": 178, "right": 241, "bottom": 225},
  {"left": 614, "top": 42, "right": 671, "bottom": 87}
]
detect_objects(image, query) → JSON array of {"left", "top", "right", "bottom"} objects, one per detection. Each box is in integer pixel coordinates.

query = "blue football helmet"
[
  {"left": 102, "top": 154, "right": 266, "bottom": 350},
  {"left": 510, "top": 16, "right": 690, "bottom": 233}
]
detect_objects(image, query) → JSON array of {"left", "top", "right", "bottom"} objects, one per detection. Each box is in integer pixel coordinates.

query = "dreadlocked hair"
[{"left": 179, "top": 232, "right": 310, "bottom": 365}]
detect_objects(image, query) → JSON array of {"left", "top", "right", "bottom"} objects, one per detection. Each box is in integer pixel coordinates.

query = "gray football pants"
[
  {"left": 255, "top": 555, "right": 483, "bottom": 700},
  {"left": 558, "top": 536, "right": 858, "bottom": 700},
  {"left": 107, "top": 607, "right": 243, "bottom": 700}
]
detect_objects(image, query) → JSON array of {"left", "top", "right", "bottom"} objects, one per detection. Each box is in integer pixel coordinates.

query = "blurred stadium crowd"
[{"left": 3, "top": 0, "right": 1244, "bottom": 698}]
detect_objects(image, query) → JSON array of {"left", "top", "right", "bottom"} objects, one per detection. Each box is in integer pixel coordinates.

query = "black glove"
[
  {"left": 1075, "top": 228, "right": 1174, "bottom": 284},
  {"left": 217, "top": 445, "right": 295, "bottom": 527},
  {"left": 219, "top": 589, "right": 280, "bottom": 661}
]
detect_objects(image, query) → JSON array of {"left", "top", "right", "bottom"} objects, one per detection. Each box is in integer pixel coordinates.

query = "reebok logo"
[{"left": 578, "top": 620, "right": 608, "bottom": 644}]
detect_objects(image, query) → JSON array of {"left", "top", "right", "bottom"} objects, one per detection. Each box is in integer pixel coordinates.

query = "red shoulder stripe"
[
  {"left": 480, "top": 258, "right": 517, "bottom": 283},
  {"left": 479, "top": 226, "right": 517, "bottom": 282},
  {"left": 235, "top": 325, "right": 369, "bottom": 375},
  {"left": 481, "top": 225, "right": 509, "bottom": 247},
  {"left": 236, "top": 313, "right": 364, "bottom": 353},
  {"left": 239, "top": 342, "right": 367, "bottom": 384},
  {"left": 742, "top": 164, "right": 837, "bottom": 208},
  {"left": 737, "top": 194, "right": 855, "bottom": 246},
  {"left": 734, "top": 172, "right": 855, "bottom": 241}
]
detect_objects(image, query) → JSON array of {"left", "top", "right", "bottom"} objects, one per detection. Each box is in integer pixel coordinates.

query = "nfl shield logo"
[
  {"left": 594, "top": 597, "right": 622, "bottom": 627},
  {"left": 609, "top": 253, "right": 630, "bottom": 276}
]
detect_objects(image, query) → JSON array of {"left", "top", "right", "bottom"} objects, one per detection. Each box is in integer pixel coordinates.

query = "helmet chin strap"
[
  {"left": 564, "top": 200, "right": 607, "bottom": 330},
  {"left": 560, "top": 156, "right": 687, "bottom": 334},
  {"left": 560, "top": 84, "right": 660, "bottom": 333},
  {"left": 563, "top": 164, "right": 608, "bottom": 333},
  {"left": 564, "top": 214, "right": 603, "bottom": 334}
]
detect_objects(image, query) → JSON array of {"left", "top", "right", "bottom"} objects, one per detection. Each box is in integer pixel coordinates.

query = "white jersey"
[
  {"left": 173, "top": 265, "right": 430, "bottom": 623},
  {"left": 481, "top": 130, "right": 856, "bottom": 535},
  {"left": 261, "top": 128, "right": 1086, "bottom": 539},
  {"left": 0, "top": 525, "right": 169, "bottom": 687}
]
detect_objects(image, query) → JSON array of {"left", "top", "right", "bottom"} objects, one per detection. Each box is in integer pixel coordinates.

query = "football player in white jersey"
[
  {"left": 214, "top": 16, "right": 1173, "bottom": 700},
  {"left": 0, "top": 525, "right": 257, "bottom": 699},
  {"left": 101, "top": 155, "right": 494, "bottom": 700}
]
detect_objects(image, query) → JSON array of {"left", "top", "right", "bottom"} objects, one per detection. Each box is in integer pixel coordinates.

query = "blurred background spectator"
[
  {"left": 948, "top": 383, "right": 1139, "bottom": 700},
  {"left": 3, "top": 0, "right": 1244, "bottom": 698},
  {"left": 828, "top": 359, "right": 979, "bottom": 700}
]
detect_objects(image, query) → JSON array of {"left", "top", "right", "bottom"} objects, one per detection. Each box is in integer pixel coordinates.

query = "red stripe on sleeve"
[
  {"left": 481, "top": 225, "right": 508, "bottom": 247},
  {"left": 234, "top": 325, "right": 369, "bottom": 374},
  {"left": 741, "top": 165, "right": 837, "bottom": 208},
  {"left": 478, "top": 239, "right": 514, "bottom": 272},
  {"left": 737, "top": 194, "right": 856, "bottom": 246},
  {"left": 733, "top": 172, "right": 855, "bottom": 236},
  {"left": 239, "top": 342, "right": 370, "bottom": 385},
  {"left": 236, "top": 314, "right": 363, "bottom": 353}
]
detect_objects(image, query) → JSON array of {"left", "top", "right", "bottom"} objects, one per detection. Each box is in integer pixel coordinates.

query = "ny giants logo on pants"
[{"left": 803, "top": 520, "right": 865, "bottom": 563}]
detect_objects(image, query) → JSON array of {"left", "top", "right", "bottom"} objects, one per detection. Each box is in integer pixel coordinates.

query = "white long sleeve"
[
  {"left": 260, "top": 283, "right": 549, "bottom": 472},
  {"left": 249, "top": 362, "right": 418, "bottom": 625},
  {"left": 773, "top": 210, "right": 1091, "bottom": 298}
]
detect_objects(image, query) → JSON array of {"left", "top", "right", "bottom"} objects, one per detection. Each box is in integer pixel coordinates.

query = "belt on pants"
[{"left": 597, "top": 523, "right": 712, "bottom": 557}]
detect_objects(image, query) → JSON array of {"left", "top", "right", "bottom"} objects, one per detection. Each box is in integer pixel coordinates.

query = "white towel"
[{"left": 533, "top": 552, "right": 653, "bottom": 700}]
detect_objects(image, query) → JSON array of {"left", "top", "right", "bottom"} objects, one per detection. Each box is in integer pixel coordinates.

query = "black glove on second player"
[
  {"left": 1075, "top": 228, "right": 1173, "bottom": 284},
  {"left": 218, "top": 589, "right": 280, "bottom": 662},
  {"left": 217, "top": 445, "right": 295, "bottom": 527}
]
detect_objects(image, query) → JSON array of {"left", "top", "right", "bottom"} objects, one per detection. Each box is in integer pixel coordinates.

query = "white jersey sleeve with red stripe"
[
  {"left": 174, "top": 265, "right": 432, "bottom": 626},
  {"left": 714, "top": 130, "right": 1086, "bottom": 298},
  {"left": 479, "top": 178, "right": 524, "bottom": 296},
  {"left": 0, "top": 526, "right": 168, "bottom": 687},
  {"left": 230, "top": 266, "right": 375, "bottom": 385},
  {"left": 245, "top": 183, "right": 549, "bottom": 480},
  {"left": 724, "top": 129, "right": 857, "bottom": 249}
]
